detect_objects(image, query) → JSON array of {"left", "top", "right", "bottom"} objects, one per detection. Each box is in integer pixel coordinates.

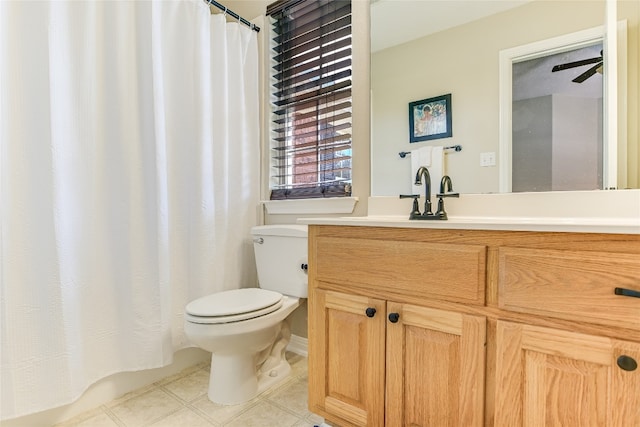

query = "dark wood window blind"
[{"left": 267, "top": 0, "right": 352, "bottom": 200}]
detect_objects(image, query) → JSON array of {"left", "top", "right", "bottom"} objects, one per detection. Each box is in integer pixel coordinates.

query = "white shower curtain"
[{"left": 0, "top": 0, "right": 259, "bottom": 419}]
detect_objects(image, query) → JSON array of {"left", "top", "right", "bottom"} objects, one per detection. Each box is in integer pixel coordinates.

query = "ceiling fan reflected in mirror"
[{"left": 551, "top": 50, "right": 603, "bottom": 83}]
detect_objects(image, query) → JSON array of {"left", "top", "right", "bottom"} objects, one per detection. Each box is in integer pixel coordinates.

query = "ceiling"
[
  {"left": 513, "top": 43, "right": 604, "bottom": 100},
  {"left": 370, "top": 0, "right": 532, "bottom": 52}
]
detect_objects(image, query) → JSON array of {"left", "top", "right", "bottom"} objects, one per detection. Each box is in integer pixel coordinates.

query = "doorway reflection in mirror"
[{"left": 512, "top": 42, "right": 604, "bottom": 192}]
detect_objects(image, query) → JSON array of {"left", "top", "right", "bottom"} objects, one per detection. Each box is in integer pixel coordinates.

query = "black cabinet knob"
[
  {"left": 388, "top": 312, "right": 400, "bottom": 323},
  {"left": 365, "top": 307, "right": 376, "bottom": 318},
  {"left": 617, "top": 355, "right": 638, "bottom": 371}
]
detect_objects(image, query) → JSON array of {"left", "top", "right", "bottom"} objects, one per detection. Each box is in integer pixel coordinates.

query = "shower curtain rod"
[{"left": 204, "top": 0, "right": 261, "bottom": 32}]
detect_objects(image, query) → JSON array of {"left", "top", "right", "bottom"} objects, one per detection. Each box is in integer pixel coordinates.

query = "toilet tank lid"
[{"left": 251, "top": 224, "right": 307, "bottom": 237}]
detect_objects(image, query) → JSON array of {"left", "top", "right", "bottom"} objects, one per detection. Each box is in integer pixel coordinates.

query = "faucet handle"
[
  {"left": 399, "top": 194, "right": 421, "bottom": 217},
  {"left": 436, "top": 192, "right": 460, "bottom": 198}
]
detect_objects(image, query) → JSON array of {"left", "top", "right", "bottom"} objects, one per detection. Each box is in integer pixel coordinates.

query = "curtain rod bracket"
[{"left": 204, "top": 0, "right": 260, "bottom": 32}]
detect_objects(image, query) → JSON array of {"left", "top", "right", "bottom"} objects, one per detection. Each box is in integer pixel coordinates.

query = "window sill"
[{"left": 262, "top": 197, "right": 359, "bottom": 215}]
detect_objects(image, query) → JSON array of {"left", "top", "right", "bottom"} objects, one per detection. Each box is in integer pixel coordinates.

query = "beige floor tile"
[
  {"left": 292, "top": 420, "right": 320, "bottom": 427},
  {"left": 162, "top": 368, "right": 209, "bottom": 402},
  {"left": 104, "top": 384, "right": 157, "bottom": 409},
  {"left": 223, "top": 401, "right": 302, "bottom": 427},
  {"left": 267, "top": 377, "right": 312, "bottom": 417},
  {"left": 257, "top": 375, "right": 298, "bottom": 401},
  {"left": 149, "top": 407, "right": 214, "bottom": 427},
  {"left": 76, "top": 411, "right": 121, "bottom": 427},
  {"left": 61, "top": 356, "right": 316, "bottom": 427},
  {"left": 110, "top": 389, "right": 182, "bottom": 426},
  {"left": 53, "top": 407, "right": 119, "bottom": 427},
  {"left": 190, "top": 395, "right": 257, "bottom": 424},
  {"left": 287, "top": 352, "right": 308, "bottom": 379},
  {"left": 307, "top": 413, "right": 329, "bottom": 427},
  {"left": 153, "top": 362, "right": 208, "bottom": 387}
]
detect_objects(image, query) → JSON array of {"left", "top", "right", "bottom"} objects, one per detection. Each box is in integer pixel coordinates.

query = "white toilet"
[{"left": 184, "top": 224, "right": 308, "bottom": 405}]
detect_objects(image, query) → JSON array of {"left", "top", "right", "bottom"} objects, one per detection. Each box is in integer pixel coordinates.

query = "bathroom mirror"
[{"left": 370, "top": 0, "right": 638, "bottom": 196}]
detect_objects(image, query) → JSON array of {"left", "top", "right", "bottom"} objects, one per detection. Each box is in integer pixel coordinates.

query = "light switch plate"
[{"left": 480, "top": 152, "right": 496, "bottom": 167}]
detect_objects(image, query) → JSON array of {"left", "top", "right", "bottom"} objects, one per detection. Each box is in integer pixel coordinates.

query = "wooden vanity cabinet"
[
  {"left": 309, "top": 289, "right": 486, "bottom": 427},
  {"left": 307, "top": 225, "right": 640, "bottom": 427},
  {"left": 308, "top": 289, "right": 386, "bottom": 427},
  {"left": 385, "top": 302, "right": 486, "bottom": 427},
  {"left": 493, "top": 241, "right": 640, "bottom": 426},
  {"left": 494, "top": 321, "right": 640, "bottom": 426},
  {"left": 308, "top": 226, "right": 487, "bottom": 427}
]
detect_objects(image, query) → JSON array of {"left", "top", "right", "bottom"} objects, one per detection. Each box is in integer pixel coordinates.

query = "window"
[{"left": 266, "top": 0, "right": 352, "bottom": 200}]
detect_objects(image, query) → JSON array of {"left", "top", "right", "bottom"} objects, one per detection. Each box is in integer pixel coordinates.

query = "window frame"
[{"left": 266, "top": 0, "right": 353, "bottom": 200}]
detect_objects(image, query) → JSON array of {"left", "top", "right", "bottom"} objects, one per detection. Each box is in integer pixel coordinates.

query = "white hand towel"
[
  {"left": 411, "top": 146, "right": 444, "bottom": 198},
  {"left": 429, "top": 146, "right": 445, "bottom": 195},
  {"left": 411, "top": 146, "right": 432, "bottom": 195}
]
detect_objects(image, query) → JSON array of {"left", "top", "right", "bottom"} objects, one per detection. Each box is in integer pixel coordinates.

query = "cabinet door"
[
  {"left": 308, "top": 289, "right": 386, "bottom": 427},
  {"left": 385, "top": 303, "right": 486, "bottom": 427},
  {"left": 495, "top": 321, "right": 640, "bottom": 426}
]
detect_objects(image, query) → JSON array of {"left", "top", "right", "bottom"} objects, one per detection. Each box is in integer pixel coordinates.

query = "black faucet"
[
  {"left": 435, "top": 175, "right": 460, "bottom": 220},
  {"left": 399, "top": 172, "right": 459, "bottom": 220},
  {"left": 414, "top": 166, "right": 433, "bottom": 216}
]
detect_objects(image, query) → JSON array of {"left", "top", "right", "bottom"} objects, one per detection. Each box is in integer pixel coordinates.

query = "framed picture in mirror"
[{"left": 409, "top": 93, "right": 452, "bottom": 142}]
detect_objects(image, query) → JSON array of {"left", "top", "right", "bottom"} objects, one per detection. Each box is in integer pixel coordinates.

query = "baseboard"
[{"left": 287, "top": 334, "right": 308, "bottom": 357}]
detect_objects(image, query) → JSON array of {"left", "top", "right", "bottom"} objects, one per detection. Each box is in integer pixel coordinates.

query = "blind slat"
[
  {"left": 273, "top": 88, "right": 351, "bottom": 116},
  {"left": 272, "top": 29, "right": 351, "bottom": 71},
  {"left": 272, "top": 167, "right": 351, "bottom": 180},
  {"left": 272, "top": 2, "right": 349, "bottom": 33},
  {"left": 267, "top": 0, "right": 328, "bottom": 21},
  {"left": 272, "top": 154, "right": 352, "bottom": 164},
  {"left": 273, "top": 121, "right": 351, "bottom": 143},
  {"left": 273, "top": 55, "right": 352, "bottom": 90},
  {"left": 274, "top": 69, "right": 351, "bottom": 100},
  {"left": 273, "top": 20, "right": 351, "bottom": 61},
  {"left": 272, "top": 136, "right": 351, "bottom": 153},
  {"left": 273, "top": 101, "right": 351, "bottom": 125},
  {"left": 272, "top": 148, "right": 351, "bottom": 164},
  {"left": 272, "top": 3, "right": 352, "bottom": 45},
  {"left": 273, "top": 79, "right": 351, "bottom": 107},
  {"left": 272, "top": 111, "right": 351, "bottom": 135}
]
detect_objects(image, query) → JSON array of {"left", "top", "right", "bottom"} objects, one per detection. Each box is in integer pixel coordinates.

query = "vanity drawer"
[
  {"left": 314, "top": 235, "right": 486, "bottom": 305},
  {"left": 498, "top": 247, "right": 640, "bottom": 329}
]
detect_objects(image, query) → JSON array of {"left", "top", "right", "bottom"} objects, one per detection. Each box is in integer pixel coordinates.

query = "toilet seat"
[{"left": 185, "top": 288, "right": 283, "bottom": 324}]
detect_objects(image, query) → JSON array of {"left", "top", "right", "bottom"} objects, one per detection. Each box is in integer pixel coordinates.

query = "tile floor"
[{"left": 55, "top": 353, "right": 325, "bottom": 427}]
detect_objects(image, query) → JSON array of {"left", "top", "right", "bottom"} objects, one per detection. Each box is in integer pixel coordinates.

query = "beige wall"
[{"left": 371, "top": 0, "right": 639, "bottom": 195}]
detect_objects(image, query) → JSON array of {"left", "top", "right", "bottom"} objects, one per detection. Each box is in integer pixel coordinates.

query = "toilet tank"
[{"left": 251, "top": 225, "right": 308, "bottom": 298}]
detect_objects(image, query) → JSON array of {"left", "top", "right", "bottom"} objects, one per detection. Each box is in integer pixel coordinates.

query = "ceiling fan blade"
[
  {"left": 572, "top": 62, "right": 601, "bottom": 83},
  {"left": 552, "top": 56, "right": 602, "bottom": 72}
]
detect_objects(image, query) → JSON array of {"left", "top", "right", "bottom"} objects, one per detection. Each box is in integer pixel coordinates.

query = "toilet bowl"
[{"left": 184, "top": 225, "right": 308, "bottom": 405}]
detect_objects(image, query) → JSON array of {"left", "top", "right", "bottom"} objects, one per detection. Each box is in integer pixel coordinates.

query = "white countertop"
[
  {"left": 297, "top": 190, "right": 640, "bottom": 234},
  {"left": 298, "top": 214, "right": 640, "bottom": 234}
]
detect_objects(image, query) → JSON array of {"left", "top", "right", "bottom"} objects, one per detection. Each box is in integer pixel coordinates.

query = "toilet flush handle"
[{"left": 253, "top": 237, "right": 264, "bottom": 244}]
